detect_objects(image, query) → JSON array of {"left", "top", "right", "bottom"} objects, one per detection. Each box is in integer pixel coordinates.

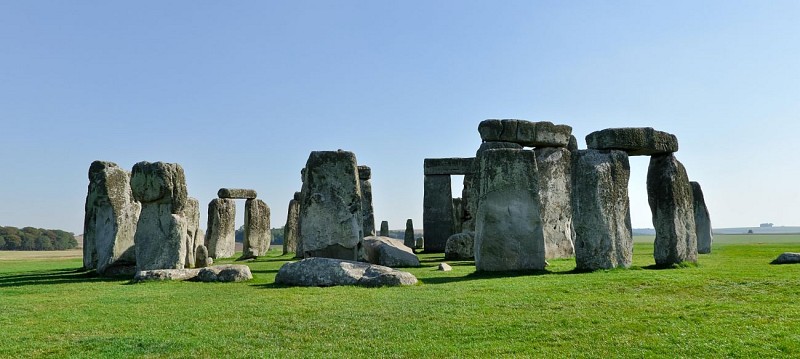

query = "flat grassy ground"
[{"left": 1, "top": 234, "right": 798, "bottom": 358}]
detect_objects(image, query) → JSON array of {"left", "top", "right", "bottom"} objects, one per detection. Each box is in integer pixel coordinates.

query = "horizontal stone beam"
[
  {"left": 218, "top": 188, "right": 257, "bottom": 199},
  {"left": 424, "top": 158, "right": 476, "bottom": 175}
]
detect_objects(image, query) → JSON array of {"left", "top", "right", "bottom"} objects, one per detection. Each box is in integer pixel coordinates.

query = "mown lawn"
[{"left": 1, "top": 234, "right": 798, "bottom": 358}]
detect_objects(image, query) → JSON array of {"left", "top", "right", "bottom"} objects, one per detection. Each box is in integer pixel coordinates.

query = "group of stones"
[
  {"left": 424, "top": 119, "right": 713, "bottom": 271},
  {"left": 82, "top": 160, "right": 260, "bottom": 282}
]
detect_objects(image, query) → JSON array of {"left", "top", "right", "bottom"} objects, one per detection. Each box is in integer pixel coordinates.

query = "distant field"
[{"left": 0, "top": 234, "right": 798, "bottom": 358}]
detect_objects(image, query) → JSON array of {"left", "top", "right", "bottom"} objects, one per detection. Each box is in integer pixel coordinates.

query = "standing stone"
[
  {"left": 535, "top": 147, "right": 575, "bottom": 259},
  {"left": 183, "top": 197, "right": 200, "bottom": 268},
  {"left": 195, "top": 244, "right": 211, "bottom": 268},
  {"left": 691, "top": 181, "right": 713, "bottom": 254},
  {"left": 462, "top": 142, "right": 523, "bottom": 232},
  {"left": 452, "top": 198, "right": 463, "bottom": 234},
  {"left": 299, "top": 150, "right": 364, "bottom": 260},
  {"left": 415, "top": 237, "right": 424, "bottom": 250},
  {"left": 572, "top": 150, "right": 633, "bottom": 270},
  {"left": 130, "top": 161, "right": 189, "bottom": 271},
  {"left": 242, "top": 199, "right": 271, "bottom": 259},
  {"left": 404, "top": 219, "right": 415, "bottom": 249},
  {"left": 474, "top": 149, "right": 546, "bottom": 271},
  {"left": 648, "top": 154, "right": 698, "bottom": 266},
  {"left": 358, "top": 165, "right": 376, "bottom": 237},
  {"left": 83, "top": 161, "right": 141, "bottom": 275},
  {"left": 283, "top": 192, "right": 301, "bottom": 255},
  {"left": 205, "top": 198, "right": 236, "bottom": 259},
  {"left": 379, "top": 221, "right": 390, "bottom": 237},
  {"left": 423, "top": 175, "right": 453, "bottom": 252}
]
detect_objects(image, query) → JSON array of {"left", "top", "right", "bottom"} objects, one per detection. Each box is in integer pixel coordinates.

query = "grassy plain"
[{"left": 1, "top": 234, "right": 798, "bottom": 358}]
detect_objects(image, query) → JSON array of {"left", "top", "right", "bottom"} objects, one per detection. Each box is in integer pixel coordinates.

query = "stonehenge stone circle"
[
  {"left": 299, "top": 150, "right": 364, "bottom": 261},
  {"left": 648, "top": 154, "right": 698, "bottom": 266},
  {"left": 283, "top": 192, "right": 301, "bottom": 255},
  {"left": 478, "top": 119, "right": 572, "bottom": 148},
  {"left": 275, "top": 257, "right": 418, "bottom": 287},
  {"left": 474, "top": 149, "right": 546, "bottom": 271},
  {"left": 205, "top": 198, "right": 236, "bottom": 259},
  {"left": 130, "top": 161, "right": 189, "bottom": 271},
  {"left": 217, "top": 188, "right": 257, "bottom": 199},
  {"left": 691, "top": 181, "right": 713, "bottom": 254},
  {"left": 586, "top": 127, "right": 678, "bottom": 156},
  {"left": 535, "top": 147, "right": 575, "bottom": 259},
  {"left": 241, "top": 199, "right": 271, "bottom": 259},
  {"left": 358, "top": 165, "right": 376, "bottom": 237},
  {"left": 362, "top": 236, "right": 420, "bottom": 267},
  {"left": 444, "top": 231, "right": 474, "bottom": 260},
  {"left": 404, "top": 219, "right": 415, "bottom": 249},
  {"left": 183, "top": 197, "right": 201, "bottom": 268},
  {"left": 83, "top": 161, "right": 141, "bottom": 275},
  {"left": 572, "top": 150, "right": 633, "bottom": 270},
  {"left": 379, "top": 221, "right": 389, "bottom": 237}
]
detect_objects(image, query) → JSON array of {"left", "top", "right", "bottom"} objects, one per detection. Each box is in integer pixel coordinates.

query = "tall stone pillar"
[
  {"left": 379, "top": 221, "right": 389, "bottom": 237},
  {"left": 242, "top": 199, "right": 271, "bottom": 259},
  {"left": 535, "top": 147, "right": 574, "bottom": 259},
  {"left": 648, "top": 154, "right": 697, "bottom": 266},
  {"left": 404, "top": 219, "right": 415, "bottom": 249},
  {"left": 691, "top": 181, "right": 713, "bottom": 254},
  {"left": 205, "top": 198, "right": 236, "bottom": 259},
  {"left": 423, "top": 174, "right": 454, "bottom": 252},
  {"left": 183, "top": 197, "right": 200, "bottom": 268},
  {"left": 358, "top": 166, "right": 376, "bottom": 237},
  {"left": 283, "top": 192, "right": 301, "bottom": 255}
]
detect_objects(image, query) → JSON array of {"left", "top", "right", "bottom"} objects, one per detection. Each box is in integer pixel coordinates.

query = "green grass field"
[{"left": 1, "top": 234, "right": 799, "bottom": 358}]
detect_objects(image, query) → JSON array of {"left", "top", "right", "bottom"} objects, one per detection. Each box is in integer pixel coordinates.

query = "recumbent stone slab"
[
  {"left": 275, "top": 257, "right": 417, "bottom": 287},
  {"left": 586, "top": 127, "right": 678, "bottom": 156}
]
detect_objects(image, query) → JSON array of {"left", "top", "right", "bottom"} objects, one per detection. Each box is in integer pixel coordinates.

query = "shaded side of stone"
[
  {"left": 404, "top": 219, "right": 415, "bottom": 249},
  {"left": 648, "top": 154, "right": 697, "bottom": 266},
  {"left": 452, "top": 197, "right": 463, "bottom": 234},
  {"left": 691, "top": 181, "right": 713, "bottom": 254},
  {"left": 444, "top": 231, "right": 475, "bottom": 260},
  {"left": 283, "top": 194, "right": 301, "bottom": 255},
  {"left": 360, "top": 173, "right": 376, "bottom": 237},
  {"left": 379, "top": 221, "right": 389, "bottom": 237},
  {"left": 423, "top": 174, "right": 454, "bottom": 252}
]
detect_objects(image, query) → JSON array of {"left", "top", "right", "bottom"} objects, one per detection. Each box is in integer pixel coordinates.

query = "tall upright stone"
[
  {"left": 283, "top": 192, "right": 301, "bottom": 255},
  {"left": 535, "top": 147, "right": 575, "bottom": 259},
  {"left": 183, "top": 197, "right": 200, "bottom": 268},
  {"left": 474, "top": 149, "right": 546, "bottom": 271},
  {"left": 648, "top": 154, "right": 698, "bottom": 266},
  {"left": 691, "top": 181, "right": 713, "bottom": 254},
  {"left": 130, "top": 161, "right": 189, "bottom": 271},
  {"left": 358, "top": 166, "right": 376, "bottom": 237},
  {"left": 83, "top": 161, "right": 141, "bottom": 275},
  {"left": 404, "top": 219, "right": 415, "bottom": 249},
  {"left": 299, "top": 150, "right": 364, "bottom": 260},
  {"left": 452, "top": 198, "right": 463, "bottom": 234},
  {"left": 242, "top": 199, "right": 271, "bottom": 259},
  {"left": 462, "top": 141, "right": 522, "bottom": 232},
  {"left": 572, "top": 150, "right": 633, "bottom": 270},
  {"left": 423, "top": 175, "right": 453, "bottom": 252},
  {"left": 379, "top": 221, "right": 389, "bottom": 237},
  {"left": 205, "top": 198, "right": 236, "bottom": 259}
]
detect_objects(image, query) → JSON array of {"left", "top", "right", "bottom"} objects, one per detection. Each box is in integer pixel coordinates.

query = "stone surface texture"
[
  {"left": 444, "top": 231, "right": 475, "bottom": 260},
  {"left": 423, "top": 158, "right": 477, "bottom": 175},
  {"left": 299, "top": 150, "right": 364, "bottom": 260},
  {"left": 478, "top": 119, "right": 572, "bottom": 148},
  {"left": 691, "top": 181, "right": 713, "bottom": 254},
  {"left": 648, "top": 154, "right": 698, "bottom": 266},
  {"left": 183, "top": 197, "right": 201, "bottom": 268},
  {"left": 586, "top": 127, "right": 678, "bottom": 156},
  {"left": 474, "top": 149, "right": 546, "bottom": 271},
  {"left": 535, "top": 147, "right": 575, "bottom": 259},
  {"left": 195, "top": 244, "right": 211, "bottom": 268},
  {"left": 83, "top": 161, "right": 141, "bottom": 275},
  {"left": 423, "top": 174, "right": 454, "bottom": 252},
  {"left": 131, "top": 161, "right": 189, "bottom": 272},
  {"left": 133, "top": 264, "right": 252, "bottom": 282},
  {"left": 362, "top": 236, "right": 420, "bottom": 267},
  {"left": 275, "top": 257, "right": 418, "bottom": 287},
  {"left": 217, "top": 188, "right": 257, "bottom": 199},
  {"left": 571, "top": 150, "right": 633, "bottom": 270},
  {"left": 205, "top": 198, "right": 236, "bottom": 259},
  {"left": 452, "top": 197, "right": 464, "bottom": 234},
  {"left": 283, "top": 193, "right": 301, "bottom": 254},
  {"left": 242, "top": 199, "right": 271, "bottom": 259},
  {"left": 437, "top": 263, "right": 453, "bottom": 271}
]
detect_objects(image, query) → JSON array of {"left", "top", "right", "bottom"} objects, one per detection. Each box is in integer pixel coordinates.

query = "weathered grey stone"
[
  {"left": 83, "top": 161, "right": 141, "bottom": 275},
  {"left": 771, "top": 252, "right": 800, "bottom": 264},
  {"left": 183, "top": 197, "right": 200, "bottom": 268},
  {"left": 478, "top": 120, "right": 572, "bottom": 147},
  {"left": 476, "top": 141, "right": 523, "bottom": 154},
  {"left": 299, "top": 150, "right": 364, "bottom": 260},
  {"left": 462, "top": 142, "right": 524, "bottom": 232},
  {"left": 379, "top": 221, "right": 389, "bottom": 237},
  {"left": 452, "top": 197, "right": 463, "bottom": 234},
  {"left": 217, "top": 188, "right": 257, "bottom": 199},
  {"left": 535, "top": 147, "right": 575, "bottom": 259},
  {"left": 404, "top": 219, "right": 415, "bottom": 249},
  {"left": 567, "top": 135, "right": 578, "bottom": 152},
  {"left": 357, "top": 165, "right": 371, "bottom": 180},
  {"left": 474, "top": 149, "right": 546, "bottom": 271},
  {"left": 586, "top": 127, "right": 678, "bottom": 156},
  {"left": 363, "top": 236, "right": 420, "bottom": 267},
  {"left": 572, "top": 150, "right": 633, "bottom": 270},
  {"left": 423, "top": 175, "right": 454, "bottom": 252},
  {"left": 205, "top": 198, "right": 236, "bottom": 259},
  {"left": 648, "top": 154, "right": 698, "bottom": 266},
  {"left": 691, "top": 181, "right": 713, "bottom": 254},
  {"left": 134, "top": 268, "right": 199, "bottom": 282},
  {"left": 415, "top": 237, "right": 424, "bottom": 250},
  {"left": 444, "top": 231, "right": 474, "bottom": 260},
  {"left": 241, "top": 199, "right": 271, "bottom": 259},
  {"left": 438, "top": 263, "right": 452, "bottom": 271},
  {"left": 283, "top": 193, "right": 301, "bottom": 255},
  {"left": 133, "top": 264, "right": 252, "bottom": 282},
  {"left": 275, "top": 257, "right": 418, "bottom": 287},
  {"left": 359, "top": 167, "right": 376, "bottom": 237},
  {"left": 195, "top": 244, "right": 211, "bottom": 268},
  {"left": 131, "top": 161, "right": 189, "bottom": 271},
  {"left": 423, "top": 158, "right": 477, "bottom": 175}
]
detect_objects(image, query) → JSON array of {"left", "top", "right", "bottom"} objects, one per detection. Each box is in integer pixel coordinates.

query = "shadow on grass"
[
  {"left": 419, "top": 269, "right": 551, "bottom": 285},
  {"left": 0, "top": 267, "right": 128, "bottom": 288}
]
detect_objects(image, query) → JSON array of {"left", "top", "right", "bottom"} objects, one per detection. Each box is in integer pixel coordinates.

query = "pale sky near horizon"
[{"left": 1, "top": 1, "right": 799, "bottom": 235}]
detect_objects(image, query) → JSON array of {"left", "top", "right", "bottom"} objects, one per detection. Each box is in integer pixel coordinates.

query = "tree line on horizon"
[{"left": 0, "top": 226, "right": 78, "bottom": 251}]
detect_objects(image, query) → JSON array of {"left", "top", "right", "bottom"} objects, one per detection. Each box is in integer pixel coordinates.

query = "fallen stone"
[
  {"left": 648, "top": 154, "right": 698, "bottom": 266},
  {"left": 771, "top": 252, "right": 800, "bottom": 264},
  {"left": 691, "top": 181, "right": 713, "bottom": 254},
  {"left": 438, "top": 263, "right": 452, "bottom": 271},
  {"left": 133, "top": 264, "right": 252, "bottom": 282},
  {"left": 275, "top": 257, "right": 418, "bottom": 287},
  {"left": 586, "top": 127, "right": 678, "bottom": 156},
  {"left": 217, "top": 188, "right": 257, "bottom": 199},
  {"left": 205, "top": 198, "right": 236, "bottom": 259},
  {"left": 363, "top": 236, "right": 420, "bottom": 267},
  {"left": 478, "top": 119, "right": 572, "bottom": 147},
  {"left": 535, "top": 147, "right": 575, "bottom": 259},
  {"left": 134, "top": 268, "right": 199, "bottom": 282},
  {"left": 444, "top": 232, "right": 475, "bottom": 260}
]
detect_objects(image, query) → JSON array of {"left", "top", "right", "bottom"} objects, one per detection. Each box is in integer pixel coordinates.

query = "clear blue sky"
[{"left": 1, "top": 1, "right": 798, "bottom": 234}]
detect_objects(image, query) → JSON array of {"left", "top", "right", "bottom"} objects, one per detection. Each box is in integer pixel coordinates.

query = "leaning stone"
[
  {"left": 195, "top": 244, "right": 211, "bottom": 268},
  {"left": 196, "top": 264, "right": 253, "bottom": 282},
  {"left": 648, "top": 154, "right": 698, "bottom": 266},
  {"left": 217, "top": 188, "right": 257, "bottom": 199},
  {"left": 205, "top": 198, "right": 236, "bottom": 259},
  {"left": 283, "top": 192, "right": 301, "bottom": 254},
  {"left": 131, "top": 161, "right": 189, "bottom": 271},
  {"left": 379, "top": 221, "right": 389, "bottom": 237},
  {"left": 691, "top": 181, "right": 713, "bottom": 254},
  {"left": 572, "top": 150, "right": 633, "bottom": 270},
  {"left": 586, "top": 127, "right": 678, "bottom": 156},
  {"left": 241, "top": 199, "right": 271, "bottom": 259},
  {"left": 362, "top": 236, "right": 420, "bottom": 267},
  {"left": 183, "top": 197, "right": 200, "bottom": 267},
  {"left": 83, "top": 161, "right": 141, "bottom": 275},
  {"left": 438, "top": 263, "right": 453, "bottom": 271},
  {"left": 474, "top": 149, "right": 546, "bottom": 271},
  {"left": 771, "top": 252, "right": 800, "bottom": 264},
  {"left": 275, "top": 257, "right": 418, "bottom": 287},
  {"left": 444, "top": 232, "right": 475, "bottom": 260},
  {"left": 535, "top": 147, "right": 575, "bottom": 259},
  {"left": 404, "top": 219, "right": 415, "bottom": 249}
]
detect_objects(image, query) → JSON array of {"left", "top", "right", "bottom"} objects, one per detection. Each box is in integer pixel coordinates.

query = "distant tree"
[
  {"left": 4, "top": 234, "right": 21, "bottom": 249},
  {"left": 0, "top": 236, "right": 5, "bottom": 248},
  {"left": 0, "top": 226, "right": 77, "bottom": 250},
  {"left": 20, "top": 236, "right": 36, "bottom": 250},
  {"left": 35, "top": 236, "right": 53, "bottom": 251}
]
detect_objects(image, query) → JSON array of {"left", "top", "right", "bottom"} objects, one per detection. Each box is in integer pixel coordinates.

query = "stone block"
[
  {"left": 648, "top": 154, "right": 697, "bottom": 266},
  {"left": 217, "top": 188, "right": 257, "bottom": 199},
  {"left": 586, "top": 127, "right": 678, "bottom": 156}
]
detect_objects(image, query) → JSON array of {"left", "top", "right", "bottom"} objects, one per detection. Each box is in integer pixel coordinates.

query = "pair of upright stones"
[{"left": 206, "top": 188, "right": 271, "bottom": 260}]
